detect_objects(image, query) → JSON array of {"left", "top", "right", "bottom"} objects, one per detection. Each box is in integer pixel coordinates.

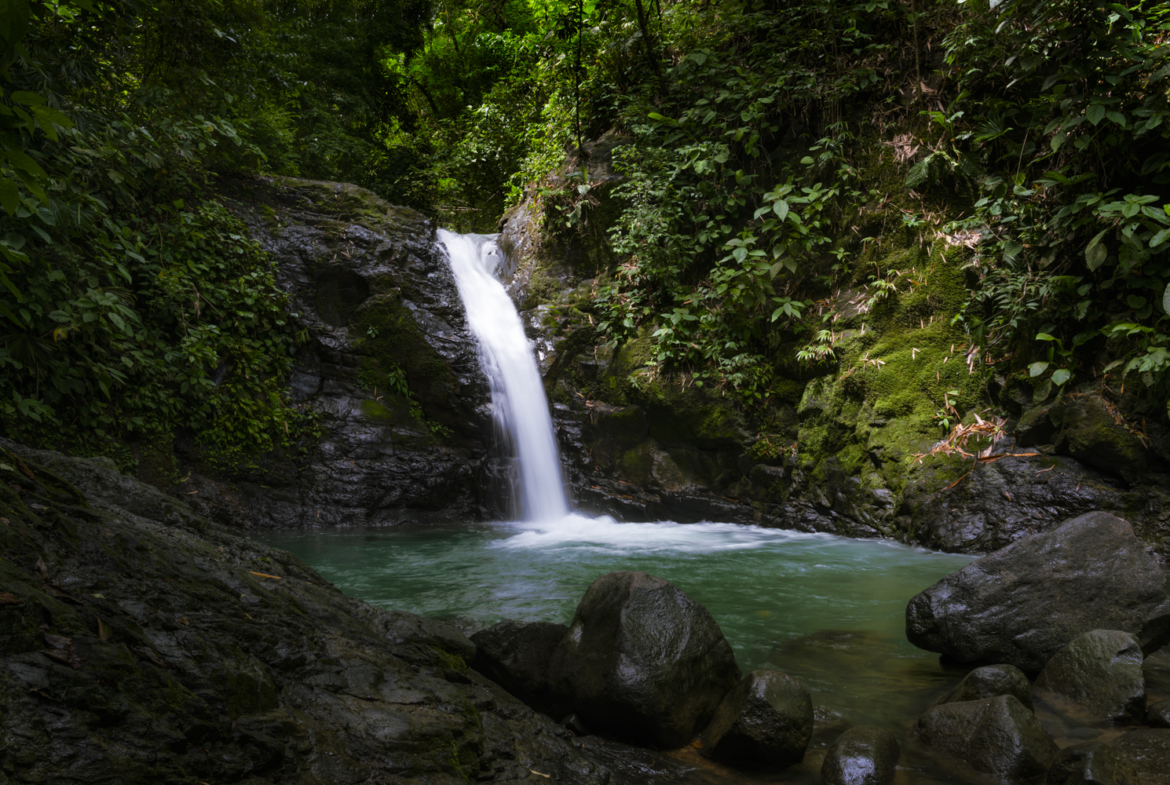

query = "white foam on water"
[
  {"left": 438, "top": 230, "right": 569, "bottom": 521},
  {"left": 492, "top": 513, "right": 832, "bottom": 553}
]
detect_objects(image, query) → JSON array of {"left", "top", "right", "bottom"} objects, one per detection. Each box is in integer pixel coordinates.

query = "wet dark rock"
[
  {"left": 916, "top": 695, "right": 1058, "bottom": 779},
  {"left": 1146, "top": 699, "right": 1170, "bottom": 728},
  {"left": 562, "top": 712, "right": 592, "bottom": 736},
  {"left": 821, "top": 726, "right": 901, "bottom": 785},
  {"left": 184, "top": 177, "right": 497, "bottom": 529},
  {"left": 471, "top": 619, "right": 568, "bottom": 716},
  {"left": 1046, "top": 742, "right": 1141, "bottom": 785},
  {"left": 899, "top": 441, "right": 1146, "bottom": 554},
  {"left": 698, "top": 670, "right": 812, "bottom": 768},
  {"left": 547, "top": 571, "right": 741, "bottom": 748},
  {"left": 1035, "top": 629, "right": 1145, "bottom": 723},
  {"left": 1111, "top": 730, "right": 1170, "bottom": 782},
  {"left": 937, "top": 664, "right": 1033, "bottom": 710},
  {"left": 1060, "top": 396, "right": 1149, "bottom": 483},
  {"left": 1015, "top": 401, "right": 1064, "bottom": 448},
  {"left": 906, "top": 511, "right": 1170, "bottom": 675},
  {"left": 0, "top": 439, "right": 638, "bottom": 784}
]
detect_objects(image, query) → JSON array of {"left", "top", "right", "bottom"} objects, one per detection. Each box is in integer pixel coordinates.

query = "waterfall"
[{"left": 438, "top": 230, "right": 570, "bottom": 521}]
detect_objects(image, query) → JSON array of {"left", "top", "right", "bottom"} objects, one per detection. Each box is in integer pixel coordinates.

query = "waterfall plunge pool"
[
  {"left": 262, "top": 517, "right": 1170, "bottom": 782},
  {"left": 263, "top": 517, "right": 974, "bottom": 735}
]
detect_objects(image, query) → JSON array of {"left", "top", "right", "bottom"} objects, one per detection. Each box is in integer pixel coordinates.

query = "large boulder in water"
[
  {"left": 471, "top": 620, "right": 568, "bottom": 716},
  {"left": 698, "top": 670, "right": 812, "bottom": 767},
  {"left": 935, "top": 664, "right": 1033, "bottom": 711},
  {"left": 1035, "top": 629, "right": 1145, "bottom": 723},
  {"left": 916, "top": 695, "right": 1057, "bottom": 779},
  {"left": 547, "top": 571, "right": 741, "bottom": 748},
  {"left": 821, "top": 726, "right": 900, "bottom": 785},
  {"left": 906, "top": 511, "right": 1170, "bottom": 675}
]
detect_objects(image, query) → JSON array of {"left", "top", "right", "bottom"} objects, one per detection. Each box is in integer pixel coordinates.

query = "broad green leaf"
[
  {"left": 1028, "top": 361, "right": 1050, "bottom": 377},
  {"left": 10, "top": 90, "right": 44, "bottom": 105},
  {"left": 1086, "top": 103, "right": 1106, "bottom": 126},
  {"left": 1085, "top": 228, "right": 1109, "bottom": 271},
  {"left": 773, "top": 200, "right": 789, "bottom": 221},
  {"left": 1164, "top": 282, "right": 1170, "bottom": 316},
  {"left": 1127, "top": 295, "right": 1147, "bottom": 309},
  {"left": 1051, "top": 369, "right": 1072, "bottom": 386},
  {"left": 1151, "top": 228, "right": 1170, "bottom": 248},
  {"left": 1106, "top": 111, "right": 1127, "bottom": 127},
  {"left": 1035, "top": 333, "right": 1056, "bottom": 341}
]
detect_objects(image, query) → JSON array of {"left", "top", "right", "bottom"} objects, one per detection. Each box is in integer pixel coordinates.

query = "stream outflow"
[{"left": 438, "top": 230, "right": 569, "bottom": 521}]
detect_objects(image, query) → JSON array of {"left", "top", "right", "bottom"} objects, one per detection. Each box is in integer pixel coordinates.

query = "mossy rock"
[
  {"left": 591, "top": 405, "right": 650, "bottom": 449},
  {"left": 1059, "top": 395, "right": 1149, "bottom": 481},
  {"left": 350, "top": 296, "right": 458, "bottom": 434}
]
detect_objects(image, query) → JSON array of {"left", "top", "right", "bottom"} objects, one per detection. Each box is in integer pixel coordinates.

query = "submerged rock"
[
  {"left": 547, "top": 571, "right": 741, "bottom": 748},
  {"left": 906, "top": 511, "right": 1170, "bottom": 675},
  {"left": 1046, "top": 742, "right": 1141, "bottom": 785},
  {"left": 821, "top": 726, "right": 900, "bottom": 785},
  {"left": 1035, "top": 629, "right": 1145, "bottom": 723},
  {"left": 698, "top": 670, "right": 812, "bottom": 768},
  {"left": 936, "top": 664, "right": 1033, "bottom": 711},
  {"left": 471, "top": 619, "right": 568, "bottom": 716},
  {"left": 916, "top": 695, "right": 1057, "bottom": 779}
]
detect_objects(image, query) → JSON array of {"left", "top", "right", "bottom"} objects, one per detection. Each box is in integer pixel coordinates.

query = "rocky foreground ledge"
[{"left": 0, "top": 438, "right": 730, "bottom": 785}]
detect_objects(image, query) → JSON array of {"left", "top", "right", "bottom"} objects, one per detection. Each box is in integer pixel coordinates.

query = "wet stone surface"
[
  {"left": 1036, "top": 630, "right": 1146, "bottom": 724},
  {"left": 906, "top": 511, "right": 1170, "bottom": 676},
  {"left": 186, "top": 177, "right": 498, "bottom": 530},
  {"left": 821, "top": 726, "right": 900, "bottom": 785},
  {"left": 547, "top": 571, "right": 742, "bottom": 749}
]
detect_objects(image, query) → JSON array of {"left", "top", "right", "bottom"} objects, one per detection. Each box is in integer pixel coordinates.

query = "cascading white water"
[{"left": 438, "top": 229, "right": 570, "bottom": 521}]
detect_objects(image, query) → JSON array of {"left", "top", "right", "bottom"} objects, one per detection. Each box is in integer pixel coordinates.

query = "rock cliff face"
[{"left": 181, "top": 177, "right": 501, "bottom": 529}]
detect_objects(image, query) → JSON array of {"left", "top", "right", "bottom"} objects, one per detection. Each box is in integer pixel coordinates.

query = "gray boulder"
[
  {"left": 1046, "top": 742, "right": 1140, "bottom": 785},
  {"left": 699, "top": 670, "right": 812, "bottom": 768},
  {"left": 916, "top": 695, "right": 1057, "bottom": 779},
  {"left": 937, "top": 664, "right": 1033, "bottom": 711},
  {"left": 1111, "top": 730, "right": 1170, "bottom": 781},
  {"left": 547, "top": 571, "right": 741, "bottom": 748},
  {"left": 1146, "top": 699, "right": 1170, "bottom": 728},
  {"left": 906, "top": 511, "right": 1170, "bottom": 675},
  {"left": 821, "top": 726, "right": 900, "bottom": 785},
  {"left": 1035, "top": 629, "right": 1145, "bottom": 723},
  {"left": 471, "top": 620, "right": 568, "bottom": 716}
]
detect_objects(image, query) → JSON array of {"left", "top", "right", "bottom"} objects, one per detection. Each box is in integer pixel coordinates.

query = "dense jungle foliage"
[{"left": 0, "top": 0, "right": 1168, "bottom": 463}]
